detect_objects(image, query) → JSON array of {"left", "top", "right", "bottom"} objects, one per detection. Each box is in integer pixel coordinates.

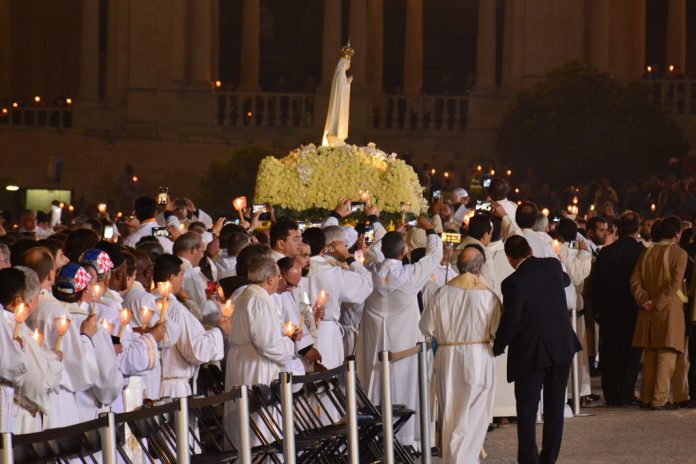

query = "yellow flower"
[{"left": 255, "top": 143, "right": 426, "bottom": 213}]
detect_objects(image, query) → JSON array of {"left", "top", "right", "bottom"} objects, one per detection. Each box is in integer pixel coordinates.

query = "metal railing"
[{"left": 0, "top": 353, "right": 431, "bottom": 464}]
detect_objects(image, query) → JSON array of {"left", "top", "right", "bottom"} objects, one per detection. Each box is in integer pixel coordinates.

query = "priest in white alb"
[
  {"left": 23, "top": 249, "right": 99, "bottom": 429},
  {"left": 420, "top": 245, "right": 501, "bottom": 463},
  {"left": 224, "top": 256, "right": 297, "bottom": 447},
  {"left": 357, "top": 216, "right": 443, "bottom": 448}
]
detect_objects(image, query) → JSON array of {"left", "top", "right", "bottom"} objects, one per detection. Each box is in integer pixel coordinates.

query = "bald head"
[{"left": 456, "top": 245, "right": 484, "bottom": 275}]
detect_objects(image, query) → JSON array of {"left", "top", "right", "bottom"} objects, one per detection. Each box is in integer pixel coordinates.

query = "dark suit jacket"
[
  {"left": 493, "top": 256, "right": 582, "bottom": 382},
  {"left": 591, "top": 235, "right": 645, "bottom": 340}
]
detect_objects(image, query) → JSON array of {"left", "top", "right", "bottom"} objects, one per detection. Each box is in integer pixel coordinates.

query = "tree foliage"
[
  {"left": 497, "top": 61, "right": 689, "bottom": 186},
  {"left": 199, "top": 146, "right": 274, "bottom": 215}
]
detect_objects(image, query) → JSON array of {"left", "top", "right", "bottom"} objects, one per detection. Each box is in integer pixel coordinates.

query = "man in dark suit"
[
  {"left": 592, "top": 211, "right": 645, "bottom": 406},
  {"left": 493, "top": 236, "right": 581, "bottom": 464}
]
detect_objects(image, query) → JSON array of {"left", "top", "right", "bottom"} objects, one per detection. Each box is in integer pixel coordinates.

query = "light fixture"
[
  {"left": 5, "top": 185, "right": 19, "bottom": 191},
  {"left": 214, "top": 80, "right": 222, "bottom": 88},
  {"left": 34, "top": 96, "right": 41, "bottom": 103},
  {"left": 66, "top": 98, "right": 72, "bottom": 105}
]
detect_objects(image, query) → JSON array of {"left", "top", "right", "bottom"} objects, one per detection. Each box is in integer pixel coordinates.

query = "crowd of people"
[{"left": 0, "top": 171, "right": 694, "bottom": 463}]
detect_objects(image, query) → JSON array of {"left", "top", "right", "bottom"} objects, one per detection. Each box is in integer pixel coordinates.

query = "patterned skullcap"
[
  {"left": 55, "top": 263, "right": 92, "bottom": 294},
  {"left": 80, "top": 249, "right": 114, "bottom": 278}
]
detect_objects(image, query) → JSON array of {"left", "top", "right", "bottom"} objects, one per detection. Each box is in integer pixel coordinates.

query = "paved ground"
[{"left": 477, "top": 404, "right": 696, "bottom": 463}]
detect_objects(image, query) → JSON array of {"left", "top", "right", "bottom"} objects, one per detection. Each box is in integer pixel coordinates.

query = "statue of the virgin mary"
[{"left": 321, "top": 42, "right": 354, "bottom": 147}]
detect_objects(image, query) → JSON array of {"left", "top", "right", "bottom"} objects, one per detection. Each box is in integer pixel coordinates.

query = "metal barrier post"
[
  {"left": 417, "top": 342, "right": 432, "bottom": 464},
  {"left": 345, "top": 358, "right": 360, "bottom": 464},
  {"left": 280, "top": 372, "right": 296, "bottom": 464},
  {"left": 570, "top": 310, "right": 593, "bottom": 418},
  {"left": 176, "top": 397, "right": 191, "bottom": 464},
  {"left": 571, "top": 309, "right": 581, "bottom": 415},
  {"left": 1, "top": 433, "right": 13, "bottom": 464},
  {"left": 238, "top": 385, "right": 252, "bottom": 464},
  {"left": 99, "top": 412, "right": 117, "bottom": 464},
  {"left": 379, "top": 351, "right": 395, "bottom": 464}
]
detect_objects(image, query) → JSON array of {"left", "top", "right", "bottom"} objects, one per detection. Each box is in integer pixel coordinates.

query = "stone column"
[
  {"left": 475, "top": 0, "right": 497, "bottom": 91},
  {"left": 367, "top": 0, "right": 384, "bottom": 93},
  {"left": 188, "top": 0, "right": 215, "bottom": 83},
  {"left": 321, "top": 0, "right": 342, "bottom": 85},
  {"left": 171, "top": 0, "right": 187, "bottom": 82},
  {"left": 0, "top": 0, "right": 10, "bottom": 98},
  {"left": 667, "top": 0, "right": 686, "bottom": 72},
  {"left": 79, "top": 0, "right": 100, "bottom": 100},
  {"left": 239, "top": 0, "right": 260, "bottom": 90},
  {"left": 349, "top": 0, "right": 367, "bottom": 85},
  {"left": 403, "top": 0, "right": 423, "bottom": 95}
]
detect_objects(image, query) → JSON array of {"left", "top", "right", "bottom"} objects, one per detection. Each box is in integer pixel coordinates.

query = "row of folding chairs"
[{"left": 0, "top": 343, "right": 433, "bottom": 464}]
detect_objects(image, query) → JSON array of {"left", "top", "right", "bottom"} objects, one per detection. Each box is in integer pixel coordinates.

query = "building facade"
[{"left": 0, "top": 0, "right": 691, "bottom": 214}]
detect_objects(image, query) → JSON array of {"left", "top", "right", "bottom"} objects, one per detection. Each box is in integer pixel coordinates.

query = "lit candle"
[
  {"left": 476, "top": 165, "right": 482, "bottom": 171},
  {"left": 91, "top": 283, "right": 101, "bottom": 314},
  {"left": 214, "top": 80, "right": 222, "bottom": 88},
  {"left": 430, "top": 168, "right": 436, "bottom": 176},
  {"left": 552, "top": 239, "right": 561, "bottom": 254},
  {"left": 32, "top": 328, "right": 44, "bottom": 346},
  {"left": 647, "top": 65, "right": 653, "bottom": 73},
  {"left": 97, "top": 203, "right": 107, "bottom": 214},
  {"left": 157, "top": 281, "right": 172, "bottom": 298},
  {"left": 506, "top": 169, "right": 512, "bottom": 176},
  {"left": 101, "top": 319, "right": 115, "bottom": 334},
  {"left": 541, "top": 208, "right": 550, "bottom": 217},
  {"left": 490, "top": 169, "right": 496, "bottom": 176},
  {"left": 444, "top": 171, "right": 449, "bottom": 179},
  {"left": 140, "top": 307, "right": 153, "bottom": 329},
  {"left": 651, "top": 203, "right": 656, "bottom": 212},
  {"left": 315, "top": 290, "right": 328, "bottom": 327},
  {"left": 284, "top": 321, "right": 297, "bottom": 337},
  {"left": 467, "top": 209, "right": 476, "bottom": 218},
  {"left": 131, "top": 176, "right": 138, "bottom": 183},
  {"left": 118, "top": 308, "right": 132, "bottom": 338},
  {"left": 570, "top": 205, "right": 579, "bottom": 216},
  {"left": 233, "top": 196, "right": 247, "bottom": 222},
  {"left": 567, "top": 205, "right": 573, "bottom": 213},
  {"left": 157, "top": 299, "right": 169, "bottom": 322},
  {"left": 54, "top": 314, "right": 71, "bottom": 351},
  {"left": 13, "top": 303, "right": 28, "bottom": 338},
  {"left": 514, "top": 187, "right": 520, "bottom": 194},
  {"left": 68, "top": 205, "right": 75, "bottom": 212},
  {"left": 221, "top": 299, "right": 235, "bottom": 319},
  {"left": 572, "top": 196, "right": 578, "bottom": 205}
]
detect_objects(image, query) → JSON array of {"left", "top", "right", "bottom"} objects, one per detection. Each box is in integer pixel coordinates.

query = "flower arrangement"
[{"left": 254, "top": 143, "right": 427, "bottom": 215}]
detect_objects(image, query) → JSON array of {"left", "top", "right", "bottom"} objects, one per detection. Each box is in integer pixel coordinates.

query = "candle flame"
[
  {"left": 233, "top": 196, "right": 247, "bottom": 211},
  {"left": 221, "top": 299, "right": 235, "bottom": 318},
  {"left": 284, "top": 321, "right": 297, "bottom": 336}
]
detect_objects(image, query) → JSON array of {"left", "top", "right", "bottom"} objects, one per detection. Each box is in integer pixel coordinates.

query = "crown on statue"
[{"left": 340, "top": 41, "right": 354, "bottom": 60}]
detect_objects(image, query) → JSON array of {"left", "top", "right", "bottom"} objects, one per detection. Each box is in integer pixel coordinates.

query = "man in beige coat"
[{"left": 630, "top": 216, "right": 688, "bottom": 410}]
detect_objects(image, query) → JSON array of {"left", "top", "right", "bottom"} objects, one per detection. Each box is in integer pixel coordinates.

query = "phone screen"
[
  {"left": 441, "top": 232, "right": 462, "bottom": 245},
  {"left": 351, "top": 201, "right": 366, "bottom": 213},
  {"left": 364, "top": 226, "right": 375, "bottom": 244},
  {"left": 157, "top": 187, "right": 169, "bottom": 206},
  {"left": 475, "top": 201, "right": 492, "bottom": 212},
  {"left": 482, "top": 174, "right": 492, "bottom": 189},
  {"left": 103, "top": 225, "right": 114, "bottom": 240},
  {"left": 152, "top": 226, "right": 170, "bottom": 238}
]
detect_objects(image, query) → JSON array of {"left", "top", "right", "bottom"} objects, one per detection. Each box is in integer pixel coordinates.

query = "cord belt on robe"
[{"left": 437, "top": 340, "right": 490, "bottom": 346}]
